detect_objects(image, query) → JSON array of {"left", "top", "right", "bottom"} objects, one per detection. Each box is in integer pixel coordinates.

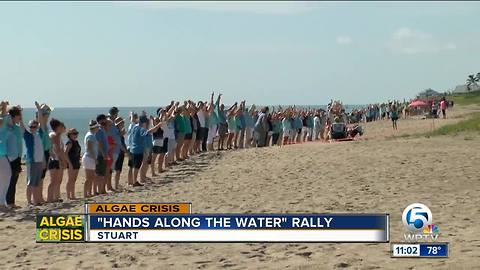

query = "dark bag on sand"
[{"left": 331, "top": 123, "right": 346, "bottom": 139}]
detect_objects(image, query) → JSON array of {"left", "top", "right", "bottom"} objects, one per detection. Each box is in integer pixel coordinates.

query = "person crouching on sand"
[
  {"left": 82, "top": 120, "right": 99, "bottom": 198},
  {"left": 65, "top": 128, "right": 81, "bottom": 200}
]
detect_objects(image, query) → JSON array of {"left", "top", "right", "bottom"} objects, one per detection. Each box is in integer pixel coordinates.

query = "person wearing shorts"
[
  {"left": 182, "top": 111, "right": 193, "bottom": 159},
  {"left": 94, "top": 114, "right": 109, "bottom": 194},
  {"left": 129, "top": 115, "right": 162, "bottom": 186},
  {"left": 140, "top": 131, "right": 153, "bottom": 181},
  {"left": 174, "top": 109, "right": 185, "bottom": 161},
  {"left": 23, "top": 119, "right": 45, "bottom": 205},
  {"left": 65, "top": 128, "right": 81, "bottom": 200},
  {"left": 83, "top": 120, "right": 99, "bottom": 198}
]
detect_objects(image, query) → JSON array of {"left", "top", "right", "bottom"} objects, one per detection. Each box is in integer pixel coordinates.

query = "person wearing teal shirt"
[
  {"left": 0, "top": 101, "right": 12, "bottom": 209},
  {"left": 226, "top": 102, "right": 239, "bottom": 149},
  {"left": 6, "top": 105, "right": 24, "bottom": 207},
  {"left": 174, "top": 109, "right": 186, "bottom": 161},
  {"left": 282, "top": 112, "right": 292, "bottom": 145},
  {"left": 272, "top": 114, "right": 282, "bottom": 146}
]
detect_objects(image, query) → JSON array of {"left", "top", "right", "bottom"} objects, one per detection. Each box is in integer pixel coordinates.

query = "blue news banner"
[{"left": 87, "top": 214, "right": 389, "bottom": 242}]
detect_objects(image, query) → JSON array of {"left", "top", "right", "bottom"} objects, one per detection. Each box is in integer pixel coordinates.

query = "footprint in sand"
[
  {"left": 295, "top": 251, "right": 313, "bottom": 258},
  {"left": 335, "top": 262, "right": 350, "bottom": 268}
]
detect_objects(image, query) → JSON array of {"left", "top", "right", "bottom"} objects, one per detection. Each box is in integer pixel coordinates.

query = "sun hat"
[{"left": 88, "top": 120, "right": 100, "bottom": 129}]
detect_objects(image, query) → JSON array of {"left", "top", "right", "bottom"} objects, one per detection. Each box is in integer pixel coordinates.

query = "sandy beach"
[{"left": 1, "top": 105, "right": 479, "bottom": 270}]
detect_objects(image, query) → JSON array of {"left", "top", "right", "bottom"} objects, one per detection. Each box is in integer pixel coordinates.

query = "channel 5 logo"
[{"left": 402, "top": 203, "right": 439, "bottom": 241}]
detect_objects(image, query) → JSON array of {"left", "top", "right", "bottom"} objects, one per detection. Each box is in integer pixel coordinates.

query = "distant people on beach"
[{"left": 3, "top": 93, "right": 426, "bottom": 211}]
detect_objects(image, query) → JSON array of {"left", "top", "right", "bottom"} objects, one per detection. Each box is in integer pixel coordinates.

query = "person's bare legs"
[
  {"left": 66, "top": 168, "right": 79, "bottom": 199},
  {"left": 151, "top": 153, "right": 158, "bottom": 177},
  {"left": 157, "top": 153, "right": 165, "bottom": 173},
  {"left": 182, "top": 139, "right": 190, "bottom": 159},
  {"left": 26, "top": 186, "right": 32, "bottom": 205},
  {"left": 218, "top": 134, "right": 226, "bottom": 150},
  {"left": 33, "top": 186, "right": 42, "bottom": 205},
  {"left": 176, "top": 137, "right": 184, "bottom": 161},
  {"left": 133, "top": 168, "right": 142, "bottom": 186},
  {"left": 114, "top": 168, "right": 122, "bottom": 190},
  {"left": 37, "top": 179, "right": 45, "bottom": 203},
  {"left": 140, "top": 155, "right": 149, "bottom": 183},
  {"left": 233, "top": 132, "right": 239, "bottom": 148},
  {"left": 84, "top": 169, "right": 94, "bottom": 198},
  {"left": 105, "top": 165, "right": 115, "bottom": 192},
  {"left": 226, "top": 133, "right": 233, "bottom": 149},
  {"left": 47, "top": 169, "right": 58, "bottom": 202}
]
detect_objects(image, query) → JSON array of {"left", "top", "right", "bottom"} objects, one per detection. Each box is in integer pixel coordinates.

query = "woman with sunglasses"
[
  {"left": 65, "top": 128, "right": 81, "bottom": 200},
  {"left": 23, "top": 119, "right": 45, "bottom": 206}
]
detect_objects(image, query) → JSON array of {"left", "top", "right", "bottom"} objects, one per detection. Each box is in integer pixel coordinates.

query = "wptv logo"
[{"left": 402, "top": 203, "right": 440, "bottom": 242}]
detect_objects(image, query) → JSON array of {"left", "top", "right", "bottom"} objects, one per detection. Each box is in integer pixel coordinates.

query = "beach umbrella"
[{"left": 408, "top": 100, "right": 428, "bottom": 107}]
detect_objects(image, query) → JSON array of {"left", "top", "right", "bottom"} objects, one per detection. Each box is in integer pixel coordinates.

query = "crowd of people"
[{"left": 0, "top": 94, "right": 418, "bottom": 210}]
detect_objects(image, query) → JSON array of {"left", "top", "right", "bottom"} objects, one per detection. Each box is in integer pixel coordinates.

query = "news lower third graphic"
[
  {"left": 36, "top": 214, "right": 86, "bottom": 242},
  {"left": 391, "top": 203, "right": 449, "bottom": 258},
  {"left": 35, "top": 203, "right": 389, "bottom": 243}
]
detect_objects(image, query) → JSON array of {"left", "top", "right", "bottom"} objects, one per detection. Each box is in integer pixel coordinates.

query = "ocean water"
[{"left": 20, "top": 104, "right": 365, "bottom": 150}]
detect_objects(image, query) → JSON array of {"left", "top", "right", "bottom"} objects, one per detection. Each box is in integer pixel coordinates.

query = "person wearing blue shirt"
[
  {"left": 108, "top": 107, "right": 122, "bottom": 170},
  {"left": 95, "top": 114, "right": 110, "bottom": 194},
  {"left": 23, "top": 119, "right": 45, "bottom": 205},
  {"left": 129, "top": 114, "right": 163, "bottom": 187},
  {"left": 237, "top": 101, "right": 247, "bottom": 148},
  {"left": 140, "top": 127, "right": 154, "bottom": 183}
]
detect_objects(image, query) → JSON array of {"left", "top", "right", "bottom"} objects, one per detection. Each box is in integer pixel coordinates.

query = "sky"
[{"left": 1, "top": 1, "right": 479, "bottom": 107}]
